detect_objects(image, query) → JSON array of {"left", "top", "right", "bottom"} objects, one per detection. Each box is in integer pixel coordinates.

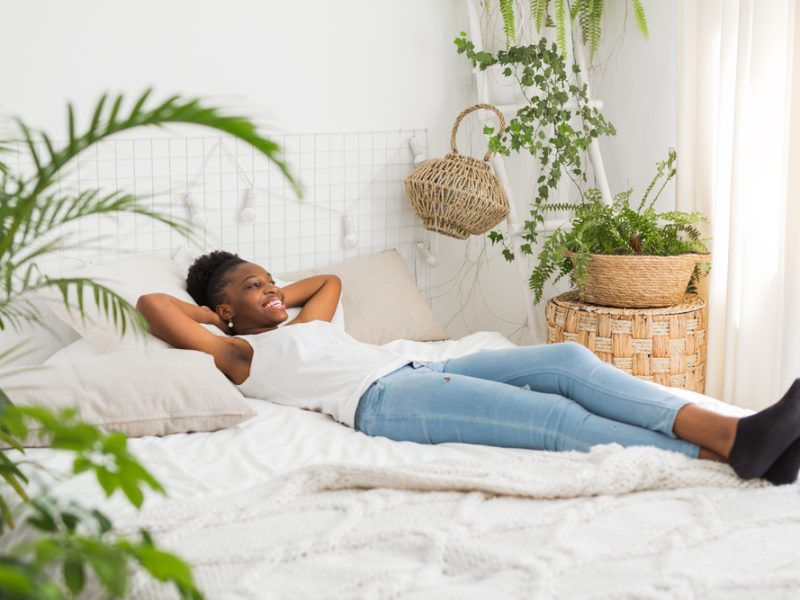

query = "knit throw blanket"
[{"left": 124, "top": 444, "right": 800, "bottom": 599}]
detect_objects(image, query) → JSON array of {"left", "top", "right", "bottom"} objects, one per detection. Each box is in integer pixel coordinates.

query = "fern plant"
[
  {"left": 0, "top": 90, "right": 297, "bottom": 599},
  {"left": 493, "top": 0, "right": 649, "bottom": 62},
  {"left": 528, "top": 149, "right": 712, "bottom": 304}
]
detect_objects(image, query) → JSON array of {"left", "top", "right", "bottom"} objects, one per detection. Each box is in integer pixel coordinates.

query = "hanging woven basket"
[{"left": 404, "top": 104, "right": 509, "bottom": 240}]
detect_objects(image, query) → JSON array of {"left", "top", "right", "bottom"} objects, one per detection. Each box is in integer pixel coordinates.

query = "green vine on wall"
[{"left": 455, "top": 33, "right": 616, "bottom": 260}]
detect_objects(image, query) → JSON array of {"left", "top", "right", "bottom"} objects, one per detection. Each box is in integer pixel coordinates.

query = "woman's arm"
[
  {"left": 136, "top": 293, "right": 250, "bottom": 382},
  {"left": 282, "top": 274, "right": 342, "bottom": 325}
]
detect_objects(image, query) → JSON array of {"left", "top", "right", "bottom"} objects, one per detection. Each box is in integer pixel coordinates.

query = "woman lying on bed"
[{"left": 137, "top": 250, "right": 800, "bottom": 486}]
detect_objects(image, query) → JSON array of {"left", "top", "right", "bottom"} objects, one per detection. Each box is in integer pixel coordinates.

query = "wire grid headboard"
[{"left": 23, "top": 129, "right": 435, "bottom": 303}]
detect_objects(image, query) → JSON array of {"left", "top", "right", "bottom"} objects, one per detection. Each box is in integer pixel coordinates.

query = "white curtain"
[{"left": 677, "top": 0, "right": 800, "bottom": 410}]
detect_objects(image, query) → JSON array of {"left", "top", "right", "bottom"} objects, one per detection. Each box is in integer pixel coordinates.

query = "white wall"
[
  {"left": 1, "top": 0, "right": 677, "bottom": 346},
  {"left": 594, "top": 0, "right": 679, "bottom": 213},
  {"left": 1, "top": 0, "right": 470, "bottom": 137}
]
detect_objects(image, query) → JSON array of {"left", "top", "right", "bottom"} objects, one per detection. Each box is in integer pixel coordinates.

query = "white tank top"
[{"left": 234, "top": 320, "right": 411, "bottom": 427}]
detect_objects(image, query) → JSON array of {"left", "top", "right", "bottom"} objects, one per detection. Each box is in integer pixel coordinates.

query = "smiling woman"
[
  {"left": 136, "top": 250, "right": 343, "bottom": 386},
  {"left": 135, "top": 250, "right": 800, "bottom": 487}
]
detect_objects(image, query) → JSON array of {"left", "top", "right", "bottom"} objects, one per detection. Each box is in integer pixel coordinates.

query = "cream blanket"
[{"left": 124, "top": 444, "right": 800, "bottom": 599}]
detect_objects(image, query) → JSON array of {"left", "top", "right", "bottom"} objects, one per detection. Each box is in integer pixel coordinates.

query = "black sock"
[
  {"left": 728, "top": 378, "right": 800, "bottom": 480},
  {"left": 762, "top": 436, "right": 800, "bottom": 485}
]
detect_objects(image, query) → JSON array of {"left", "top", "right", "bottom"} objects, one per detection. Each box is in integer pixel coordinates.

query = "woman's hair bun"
[{"left": 186, "top": 250, "right": 245, "bottom": 308}]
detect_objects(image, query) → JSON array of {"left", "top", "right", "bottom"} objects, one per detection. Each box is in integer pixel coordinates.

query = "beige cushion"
[
  {"left": 282, "top": 249, "right": 450, "bottom": 345},
  {"left": 1, "top": 349, "right": 256, "bottom": 446}
]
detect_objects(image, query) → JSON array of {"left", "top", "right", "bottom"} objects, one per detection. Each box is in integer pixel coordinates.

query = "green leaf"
[
  {"left": 63, "top": 554, "right": 85, "bottom": 594},
  {"left": 0, "top": 563, "right": 35, "bottom": 594},
  {"left": 120, "top": 469, "right": 145, "bottom": 508},
  {"left": 631, "top": 0, "right": 649, "bottom": 39},
  {"left": 34, "top": 539, "right": 63, "bottom": 567},
  {"left": 96, "top": 468, "right": 118, "bottom": 497},
  {"left": 499, "top": 0, "right": 516, "bottom": 45},
  {"left": 82, "top": 542, "right": 127, "bottom": 596},
  {"left": 91, "top": 509, "right": 113, "bottom": 535},
  {"left": 131, "top": 545, "right": 194, "bottom": 585},
  {"left": 555, "top": 0, "right": 566, "bottom": 55}
]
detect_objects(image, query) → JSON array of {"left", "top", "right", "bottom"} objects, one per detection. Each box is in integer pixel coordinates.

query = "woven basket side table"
[{"left": 545, "top": 291, "right": 707, "bottom": 393}]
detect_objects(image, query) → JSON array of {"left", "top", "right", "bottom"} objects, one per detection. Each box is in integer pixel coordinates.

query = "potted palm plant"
[
  {"left": 528, "top": 149, "right": 712, "bottom": 307},
  {"left": 0, "top": 89, "right": 296, "bottom": 599}
]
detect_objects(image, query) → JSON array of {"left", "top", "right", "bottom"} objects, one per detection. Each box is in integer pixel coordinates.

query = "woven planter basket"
[
  {"left": 546, "top": 291, "right": 707, "bottom": 392},
  {"left": 568, "top": 252, "right": 711, "bottom": 308},
  {"left": 404, "top": 104, "right": 509, "bottom": 240}
]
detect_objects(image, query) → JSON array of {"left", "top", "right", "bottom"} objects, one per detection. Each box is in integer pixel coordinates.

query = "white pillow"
[
  {"left": 1, "top": 349, "right": 256, "bottom": 446},
  {"left": 43, "top": 338, "right": 100, "bottom": 365},
  {"left": 0, "top": 298, "right": 80, "bottom": 367}
]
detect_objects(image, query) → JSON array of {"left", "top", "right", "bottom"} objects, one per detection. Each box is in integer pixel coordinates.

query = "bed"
[
  {"left": 3, "top": 133, "right": 800, "bottom": 599},
  {"left": 15, "top": 331, "right": 800, "bottom": 599}
]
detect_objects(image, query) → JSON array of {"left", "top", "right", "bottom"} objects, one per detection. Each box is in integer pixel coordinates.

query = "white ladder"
[{"left": 464, "top": 0, "right": 613, "bottom": 344}]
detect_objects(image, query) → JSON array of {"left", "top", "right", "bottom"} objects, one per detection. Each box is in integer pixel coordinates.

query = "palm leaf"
[
  {"left": 21, "top": 189, "right": 195, "bottom": 247},
  {"left": 41, "top": 277, "right": 148, "bottom": 337}
]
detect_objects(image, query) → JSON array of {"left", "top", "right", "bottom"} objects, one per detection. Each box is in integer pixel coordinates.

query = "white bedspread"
[
  {"left": 16, "top": 331, "right": 800, "bottom": 599},
  {"left": 122, "top": 448, "right": 800, "bottom": 600}
]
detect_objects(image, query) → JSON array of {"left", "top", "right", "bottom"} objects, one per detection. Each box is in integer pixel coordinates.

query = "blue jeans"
[{"left": 354, "top": 342, "right": 700, "bottom": 458}]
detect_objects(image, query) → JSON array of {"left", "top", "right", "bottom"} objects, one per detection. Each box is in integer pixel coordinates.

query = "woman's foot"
[
  {"left": 728, "top": 378, "right": 800, "bottom": 480},
  {"left": 763, "top": 436, "right": 800, "bottom": 485}
]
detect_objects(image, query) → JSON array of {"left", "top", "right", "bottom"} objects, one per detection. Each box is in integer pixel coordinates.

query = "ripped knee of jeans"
[{"left": 519, "top": 384, "right": 531, "bottom": 391}]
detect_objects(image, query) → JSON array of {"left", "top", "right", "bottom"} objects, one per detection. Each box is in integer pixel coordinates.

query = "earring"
[{"left": 227, "top": 320, "right": 234, "bottom": 329}]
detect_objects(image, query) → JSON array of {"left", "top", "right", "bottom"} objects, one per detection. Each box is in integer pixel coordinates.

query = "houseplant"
[
  {"left": 528, "top": 148, "right": 712, "bottom": 306},
  {"left": 0, "top": 90, "right": 296, "bottom": 599},
  {"left": 491, "top": 0, "right": 649, "bottom": 63},
  {"left": 455, "top": 33, "right": 616, "bottom": 260}
]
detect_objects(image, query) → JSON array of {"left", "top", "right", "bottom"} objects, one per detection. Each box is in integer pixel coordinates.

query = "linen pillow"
[
  {"left": 283, "top": 249, "right": 450, "bottom": 345},
  {"left": 1, "top": 348, "right": 256, "bottom": 446},
  {"left": 0, "top": 297, "right": 80, "bottom": 367},
  {"left": 43, "top": 338, "right": 100, "bottom": 365}
]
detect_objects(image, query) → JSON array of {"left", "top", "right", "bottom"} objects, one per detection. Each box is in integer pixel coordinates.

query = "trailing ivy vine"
[{"left": 455, "top": 33, "right": 616, "bottom": 260}]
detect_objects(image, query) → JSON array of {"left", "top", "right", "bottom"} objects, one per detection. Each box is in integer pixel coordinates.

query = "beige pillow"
[
  {"left": 1, "top": 349, "right": 255, "bottom": 446},
  {"left": 283, "top": 249, "right": 450, "bottom": 345}
]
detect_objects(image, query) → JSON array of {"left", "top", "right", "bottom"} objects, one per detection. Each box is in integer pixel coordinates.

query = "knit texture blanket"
[{"left": 124, "top": 444, "right": 800, "bottom": 599}]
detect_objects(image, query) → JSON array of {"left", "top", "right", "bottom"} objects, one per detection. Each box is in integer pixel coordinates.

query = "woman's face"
[{"left": 218, "top": 262, "right": 288, "bottom": 333}]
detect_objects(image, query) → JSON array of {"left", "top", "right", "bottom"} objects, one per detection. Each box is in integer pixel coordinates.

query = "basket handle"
[{"left": 450, "top": 104, "right": 506, "bottom": 162}]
